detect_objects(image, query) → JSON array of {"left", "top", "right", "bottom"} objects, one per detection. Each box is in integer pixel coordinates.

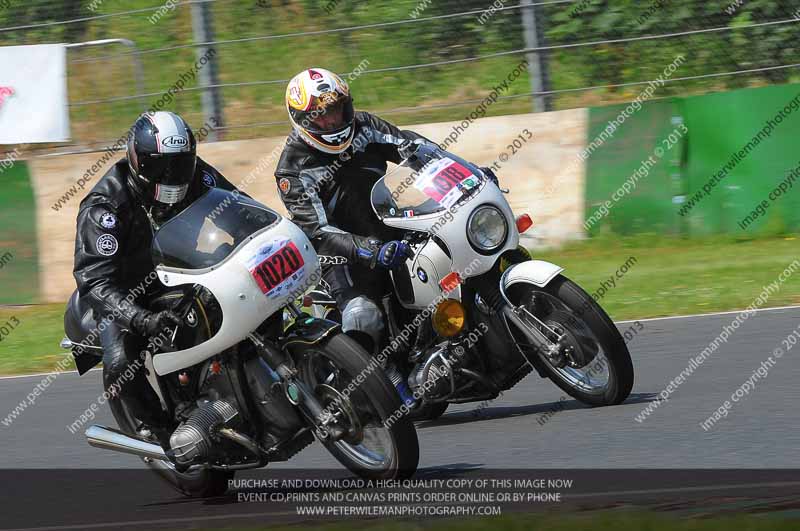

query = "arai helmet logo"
[{"left": 162, "top": 135, "right": 188, "bottom": 149}]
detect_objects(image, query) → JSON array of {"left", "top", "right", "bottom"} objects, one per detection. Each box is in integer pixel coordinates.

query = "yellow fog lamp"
[{"left": 432, "top": 299, "right": 466, "bottom": 338}]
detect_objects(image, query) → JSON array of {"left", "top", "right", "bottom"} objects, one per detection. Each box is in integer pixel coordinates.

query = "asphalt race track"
[{"left": 1, "top": 306, "right": 799, "bottom": 529}]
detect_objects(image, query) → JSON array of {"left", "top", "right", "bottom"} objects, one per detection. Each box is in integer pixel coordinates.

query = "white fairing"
[
  {"left": 383, "top": 180, "right": 519, "bottom": 278},
  {"left": 381, "top": 179, "right": 518, "bottom": 308},
  {"left": 153, "top": 218, "right": 320, "bottom": 375},
  {"left": 500, "top": 260, "right": 564, "bottom": 303},
  {"left": 392, "top": 239, "right": 461, "bottom": 310}
]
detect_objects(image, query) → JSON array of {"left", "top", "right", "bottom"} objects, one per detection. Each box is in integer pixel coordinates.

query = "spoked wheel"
[
  {"left": 506, "top": 274, "right": 633, "bottom": 406},
  {"left": 295, "top": 334, "right": 419, "bottom": 480},
  {"left": 104, "top": 366, "right": 232, "bottom": 497}
]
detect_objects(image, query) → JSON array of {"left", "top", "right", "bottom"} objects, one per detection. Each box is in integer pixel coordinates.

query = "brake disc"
[
  {"left": 315, "top": 383, "right": 363, "bottom": 445},
  {"left": 545, "top": 310, "right": 599, "bottom": 369}
]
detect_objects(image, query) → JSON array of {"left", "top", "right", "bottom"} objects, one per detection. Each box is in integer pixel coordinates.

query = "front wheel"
[
  {"left": 506, "top": 274, "right": 633, "bottom": 406},
  {"left": 294, "top": 334, "right": 419, "bottom": 480}
]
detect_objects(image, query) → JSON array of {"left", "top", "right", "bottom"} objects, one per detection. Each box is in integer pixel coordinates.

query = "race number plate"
[
  {"left": 414, "top": 157, "right": 478, "bottom": 208},
  {"left": 247, "top": 240, "right": 305, "bottom": 298}
]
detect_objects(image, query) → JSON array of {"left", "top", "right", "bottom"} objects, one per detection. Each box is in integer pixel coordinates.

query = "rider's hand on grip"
[
  {"left": 132, "top": 309, "right": 182, "bottom": 338},
  {"left": 375, "top": 240, "right": 411, "bottom": 269}
]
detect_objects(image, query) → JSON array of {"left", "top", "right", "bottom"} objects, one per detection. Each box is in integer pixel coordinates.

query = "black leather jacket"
[
  {"left": 73, "top": 157, "right": 239, "bottom": 329},
  {"left": 275, "top": 111, "right": 431, "bottom": 266}
]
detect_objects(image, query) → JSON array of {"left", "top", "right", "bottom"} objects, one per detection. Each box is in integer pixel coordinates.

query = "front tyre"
[
  {"left": 506, "top": 274, "right": 633, "bottom": 406},
  {"left": 294, "top": 334, "right": 419, "bottom": 480}
]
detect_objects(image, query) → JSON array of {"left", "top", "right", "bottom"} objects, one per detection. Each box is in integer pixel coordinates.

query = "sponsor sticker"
[
  {"left": 96, "top": 234, "right": 119, "bottom": 256},
  {"left": 319, "top": 255, "right": 348, "bottom": 265},
  {"left": 414, "top": 157, "right": 475, "bottom": 208},
  {"left": 279, "top": 178, "right": 291, "bottom": 195}
]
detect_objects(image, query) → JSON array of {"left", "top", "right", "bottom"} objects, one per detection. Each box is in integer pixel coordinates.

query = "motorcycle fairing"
[
  {"left": 153, "top": 217, "right": 321, "bottom": 375},
  {"left": 379, "top": 180, "right": 519, "bottom": 281}
]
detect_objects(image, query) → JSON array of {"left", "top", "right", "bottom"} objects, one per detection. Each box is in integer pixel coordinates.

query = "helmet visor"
[
  {"left": 295, "top": 94, "right": 354, "bottom": 135},
  {"left": 138, "top": 152, "right": 197, "bottom": 185}
]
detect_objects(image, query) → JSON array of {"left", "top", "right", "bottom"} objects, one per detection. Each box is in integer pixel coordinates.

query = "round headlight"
[{"left": 467, "top": 205, "right": 508, "bottom": 252}]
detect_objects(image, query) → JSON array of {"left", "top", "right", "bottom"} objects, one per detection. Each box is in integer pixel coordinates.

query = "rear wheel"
[
  {"left": 104, "top": 366, "right": 233, "bottom": 498},
  {"left": 506, "top": 274, "right": 633, "bottom": 406},
  {"left": 294, "top": 334, "right": 419, "bottom": 480}
]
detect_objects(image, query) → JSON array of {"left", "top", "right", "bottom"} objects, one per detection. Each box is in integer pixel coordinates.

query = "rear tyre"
[{"left": 104, "top": 365, "right": 233, "bottom": 498}]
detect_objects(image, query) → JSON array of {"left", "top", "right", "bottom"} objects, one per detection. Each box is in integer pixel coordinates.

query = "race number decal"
[
  {"left": 247, "top": 240, "right": 305, "bottom": 298},
  {"left": 413, "top": 157, "right": 477, "bottom": 208}
]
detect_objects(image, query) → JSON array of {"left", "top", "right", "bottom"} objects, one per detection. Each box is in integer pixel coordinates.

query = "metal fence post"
[
  {"left": 191, "top": 0, "right": 224, "bottom": 141},
  {"left": 520, "top": 0, "right": 551, "bottom": 112}
]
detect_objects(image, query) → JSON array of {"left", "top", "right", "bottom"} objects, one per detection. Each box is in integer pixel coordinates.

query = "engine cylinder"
[{"left": 169, "top": 400, "right": 238, "bottom": 466}]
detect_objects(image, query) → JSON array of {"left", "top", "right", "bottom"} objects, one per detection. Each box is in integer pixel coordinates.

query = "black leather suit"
[
  {"left": 274, "top": 111, "right": 432, "bottom": 349},
  {"left": 72, "top": 157, "right": 239, "bottom": 428}
]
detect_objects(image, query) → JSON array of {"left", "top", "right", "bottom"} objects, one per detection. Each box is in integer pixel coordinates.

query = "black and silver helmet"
[{"left": 126, "top": 111, "right": 197, "bottom": 206}]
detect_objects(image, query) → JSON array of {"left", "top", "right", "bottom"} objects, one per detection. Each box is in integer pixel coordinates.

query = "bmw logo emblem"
[{"left": 416, "top": 268, "right": 428, "bottom": 283}]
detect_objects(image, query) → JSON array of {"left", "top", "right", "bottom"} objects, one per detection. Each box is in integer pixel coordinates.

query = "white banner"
[{"left": 0, "top": 44, "right": 70, "bottom": 144}]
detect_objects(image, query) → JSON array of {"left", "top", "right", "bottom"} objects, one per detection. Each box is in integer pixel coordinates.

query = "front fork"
[
  {"left": 475, "top": 252, "right": 567, "bottom": 367},
  {"left": 500, "top": 303, "right": 565, "bottom": 365},
  {"left": 249, "top": 307, "right": 347, "bottom": 442}
]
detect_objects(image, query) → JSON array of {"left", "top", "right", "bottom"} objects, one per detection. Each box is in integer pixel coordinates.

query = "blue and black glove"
[
  {"left": 376, "top": 240, "right": 412, "bottom": 269},
  {"left": 357, "top": 239, "right": 411, "bottom": 270}
]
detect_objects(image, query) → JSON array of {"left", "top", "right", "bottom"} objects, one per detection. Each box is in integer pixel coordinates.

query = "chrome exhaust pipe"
[{"left": 86, "top": 425, "right": 169, "bottom": 462}]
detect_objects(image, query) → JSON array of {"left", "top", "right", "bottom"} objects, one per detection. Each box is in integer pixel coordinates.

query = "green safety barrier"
[
  {"left": 679, "top": 84, "right": 800, "bottom": 236},
  {"left": 0, "top": 158, "right": 40, "bottom": 304},
  {"left": 585, "top": 83, "right": 800, "bottom": 237},
  {"left": 584, "top": 99, "right": 684, "bottom": 236}
]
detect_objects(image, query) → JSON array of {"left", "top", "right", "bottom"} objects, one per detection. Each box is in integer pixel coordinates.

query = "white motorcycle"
[
  {"left": 309, "top": 143, "right": 633, "bottom": 420},
  {"left": 62, "top": 188, "right": 419, "bottom": 496}
]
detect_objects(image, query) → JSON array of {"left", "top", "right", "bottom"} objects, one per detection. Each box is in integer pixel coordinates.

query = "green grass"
[
  {"left": 534, "top": 233, "right": 800, "bottom": 321},
  {"left": 189, "top": 510, "right": 799, "bottom": 531},
  {"left": 0, "top": 304, "right": 70, "bottom": 375},
  {"left": 2, "top": 234, "right": 799, "bottom": 375},
  {"left": 0, "top": 160, "right": 39, "bottom": 304}
]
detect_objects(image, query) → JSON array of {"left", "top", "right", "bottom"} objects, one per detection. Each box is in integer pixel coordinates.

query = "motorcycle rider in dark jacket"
[
  {"left": 274, "top": 68, "right": 438, "bottom": 403},
  {"left": 72, "top": 111, "right": 241, "bottom": 446}
]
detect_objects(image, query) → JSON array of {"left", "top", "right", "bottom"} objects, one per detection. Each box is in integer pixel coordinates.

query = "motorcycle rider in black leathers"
[
  {"left": 275, "top": 68, "right": 439, "bottom": 403},
  {"left": 72, "top": 111, "right": 241, "bottom": 447}
]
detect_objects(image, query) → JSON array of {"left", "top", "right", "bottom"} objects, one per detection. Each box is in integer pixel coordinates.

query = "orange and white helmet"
[{"left": 285, "top": 68, "right": 355, "bottom": 154}]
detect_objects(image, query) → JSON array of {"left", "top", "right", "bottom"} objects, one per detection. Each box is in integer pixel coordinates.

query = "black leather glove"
[{"left": 131, "top": 310, "right": 182, "bottom": 338}]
